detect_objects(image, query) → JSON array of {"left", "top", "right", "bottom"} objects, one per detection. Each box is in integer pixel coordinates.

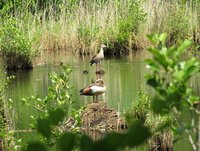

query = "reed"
[
  {"left": 0, "top": 71, "right": 20, "bottom": 150},
  {"left": 143, "top": 1, "right": 200, "bottom": 45},
  {"left": 0, "top": 0, "right": 200, "bottom": 58}
]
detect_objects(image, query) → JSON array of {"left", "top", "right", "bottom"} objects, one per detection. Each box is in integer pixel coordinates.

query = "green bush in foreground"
[
  {"left": 0, "top": 71, "right": 18, "bottom": 150},
  {"left": 146, "top": 33, "right": 200, "bottom": 150}
]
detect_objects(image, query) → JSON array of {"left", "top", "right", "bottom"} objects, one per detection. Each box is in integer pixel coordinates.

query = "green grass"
[{"left": 0, "top": 0, "right": 199, "bottom": 68}]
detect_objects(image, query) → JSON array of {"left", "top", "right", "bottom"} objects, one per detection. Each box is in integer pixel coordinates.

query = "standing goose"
[
  {"left": 80, "top": 79, "right": 106, "bottom": 102},
  {"left": 90, "top": 44, "right": 106, "bottom": 69}
]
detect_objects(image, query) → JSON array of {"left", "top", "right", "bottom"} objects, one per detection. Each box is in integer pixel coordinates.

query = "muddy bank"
[{"left": 60, "top": 102, "right": 127, "bottom": 140}]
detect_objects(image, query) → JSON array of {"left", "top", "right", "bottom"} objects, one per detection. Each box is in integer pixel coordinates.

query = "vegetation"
[
  {"left": 18, "top": 65, "right": 151, "bottom": 151},
  {"left": 0, "top": 0, "right": 199, "bottom": 66},
  {"left": 0, "top": 0, "right": 199, "bottom": 149},
  {"left": 20, "top": 66, "right": 75, "bottom": 150},
  {"left": 0, "top": 18, "right": 39, "bottom": 69},
  {"left": 125, "top": 92, "right": 174, "bottom": 150},
  {"left": 0, "top": 71, "right": 19, "bottom": 150},
  {"left": 0, "top": 32, "right": 198, "bottom": 150},
  {"left": 145, "top": 33, "right": 200, "bottom": 150},
  {"left": 19, "top": 34, "right": 199, "bottom": 151}
]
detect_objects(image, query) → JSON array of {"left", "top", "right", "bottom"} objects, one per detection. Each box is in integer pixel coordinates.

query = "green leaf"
[
  {"left": 96, "top": 133, "right": 125, "bottom": 151},
  {"left": 80, "top": 135, "right": 94, "bottom": 151},
  {"left": 146, "top": 75, "right": 160, "bottom": 88},
  {"left": 48, "top": 108, "right": 65, "bottom": 126},
  {"left": 151, "top": 98, "right": 169, "bottom": 115},
  {"left": 37, "top": 118, "right": 51, "bottom": 139},
  {"left": 145, "top": 59, "right": 159, "bottom": 71},
  {"left": 177, "top": 40, "right": 192, "bottom": 55},
  {"left": 158, "top": 33, "right": 167, "bottom": 45},
  {"left": 24, "top": 142, "right": 47, "bottom": 151},
  {"left": 147, "top": 34, "right": 159, "bottom": 45},
  {"left": 126, "top": 120, "right": 151, "bottom": 147},
  {"left": 58, "top": 133, "right": 76, "bottom": 151}
]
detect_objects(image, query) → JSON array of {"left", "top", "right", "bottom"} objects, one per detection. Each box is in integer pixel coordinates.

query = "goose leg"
[
  {"left": 96, "top": 95, "right": 99, "bottom": 102},
  {"left": 95, "top": 64, "right": 97, "bottom": 71},
  {"left": 93, "top": 96, "right": 95, "bottom": 102}
]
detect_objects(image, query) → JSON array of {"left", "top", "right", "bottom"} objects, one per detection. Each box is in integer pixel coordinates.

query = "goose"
[
  {"left": 90, "top": 44, "right": 106, "bottom": 69},
  {"left": 80, "top": 79, "right": 106, "bottom": 101}
]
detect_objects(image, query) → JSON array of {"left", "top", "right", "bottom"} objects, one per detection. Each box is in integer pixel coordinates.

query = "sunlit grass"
[{"left": 1, "top": 0, "right": 200, "bottom": 57}]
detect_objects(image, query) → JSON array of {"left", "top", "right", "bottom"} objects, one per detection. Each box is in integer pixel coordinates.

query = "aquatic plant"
[
  {"left": 0, "top": 19, "right": 34, "bottom": 69},
  {"left": 146, "top": 33, "right": 200, "bottom": 150},
  {"left": 22, "top": 34, "right": 199, "bottom": 151},
  {"left": 0, "top": 1, "right": 40, "bottom": 70},
  {"left": 21, "top": 65, "right": 73, "bottom": 148},
  {"left": 125, "top": 92, "right": 174, "bottom": 150},
  {"left": 1, "top": 0, "right": 200, "bottom": 55},
  {"left": 22, "top": 65, "right": 72, "bottom": 116},
  {"left": 0, "top": 71, "right": 20, "bottom": 150}
]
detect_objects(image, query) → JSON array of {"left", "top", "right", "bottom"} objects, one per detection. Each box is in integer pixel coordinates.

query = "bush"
[
  {"left": 0, "top": 18, "right": 37, "bottom": 70},
  {"left": 116, "top": 1, "right": 146, "bottom": 43}
]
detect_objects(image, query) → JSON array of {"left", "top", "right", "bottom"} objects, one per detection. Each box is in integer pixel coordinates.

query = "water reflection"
[
  {"left": 4, "top": 50, "right": 200, "bottom": 150},
  {"left": 6, "top": 50, "right": 151, "bottom": 129}
]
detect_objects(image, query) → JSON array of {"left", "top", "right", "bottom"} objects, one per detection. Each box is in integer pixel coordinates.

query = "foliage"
[
  {"left": 151, "top": 3, "right": 191, "bottom": 43},
  {"left": 1, "top": 0, "right": 200, "bottom": 54},
  {"left": 116, "top": 1, "right": 146, "bottom": 43},
  {"left": 0, "top": 1, "right": 40, "bottom": 70},
  {"left": 22, "top": 65, "right": 72, "bottom": 123},
  {"left": 146, "top": 33, "right": 199, "bottom": 114},
  {"left": 22, "top": 66, "right": 152, "bottom": 151},
  {"left": 126, "top": 92, "right": 151, "bottom": 124},
  {"left": 25, "top": 119, "right": 151, "bottom": 151},
  {"left": 125, "top": 92, "right": 174, "bottom": 149},
  {"left": 0, "top": 19, "right": 33, "bottom": 69},
  {"left": 0, "top": 71, "right": 20, "bottom": 150},
  {"left": 146, "top": 33, "right": 200, "bottom": 149},
  {"left": 21, "top": 66, "right": 73, "bottom": 149}
]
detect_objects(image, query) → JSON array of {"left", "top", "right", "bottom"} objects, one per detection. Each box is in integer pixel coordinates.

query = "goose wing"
[{"left": 80, "top": 84, "right": 105, "bottom": 95}]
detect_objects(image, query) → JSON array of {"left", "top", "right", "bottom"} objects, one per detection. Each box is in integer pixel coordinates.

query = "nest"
[{"left": 60, "top": 102, "right": 127, "bottom": 140}]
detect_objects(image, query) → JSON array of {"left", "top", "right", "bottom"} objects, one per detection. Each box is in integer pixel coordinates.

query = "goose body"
[
  {"left": 90, "top": 44, "right": 106, "bottom": 66},
  {"left": 80, "top": 79, "right": 106, "bottom": 96}
]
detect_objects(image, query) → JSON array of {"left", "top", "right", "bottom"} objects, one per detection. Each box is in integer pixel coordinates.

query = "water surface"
[{"left": 5, "top": 50, "right": 200, "bottom": 150}]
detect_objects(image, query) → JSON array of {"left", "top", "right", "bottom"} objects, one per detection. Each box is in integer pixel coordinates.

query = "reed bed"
[{"left": 0, "top": 0, "right": 200, "bottom": 56}]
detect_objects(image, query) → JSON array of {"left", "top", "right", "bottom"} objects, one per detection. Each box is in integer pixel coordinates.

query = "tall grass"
[
  {"left": 0, "top": 0, "right": 200, "bottom": 57},
  {"left": 143, "top": 0, "right": 200, "bottom": 47},
  {"left": 34, "top": 0, "right": 146, "bottom": 54},
  {"left": 0, "top": 71, "right": 19, "bottom": 150}
]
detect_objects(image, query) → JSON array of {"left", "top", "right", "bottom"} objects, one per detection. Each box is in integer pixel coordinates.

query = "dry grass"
[{"left": 3, "top": 0, "right": 199, "bottom": 55}]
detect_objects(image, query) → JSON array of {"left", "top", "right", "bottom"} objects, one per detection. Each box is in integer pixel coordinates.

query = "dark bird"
[
  {"left": 80, "top": 79, "right": 106, "bottom": 101},
  {"left": 90, "top": 44, "right": 106, "bottom": 69}
]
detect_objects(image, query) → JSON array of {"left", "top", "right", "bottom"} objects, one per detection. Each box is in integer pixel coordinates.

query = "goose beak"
[{"left": 101, "top": 44, "right": 107, "bottom": 48}]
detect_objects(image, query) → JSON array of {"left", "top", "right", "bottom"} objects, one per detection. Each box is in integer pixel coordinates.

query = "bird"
[
  {"left": 90, "top": 44, "right": 106, "bottom": 69},
  {"left": 80, "top": 79, "right": 106, "bottom": 102}
]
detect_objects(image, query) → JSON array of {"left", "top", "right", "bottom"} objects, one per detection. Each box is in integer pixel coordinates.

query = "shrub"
[
  {"left": 116, "top": 1, "right": 146, "bottom": 44},
  {"left": 0, "top": 18, "right": 37, "bottom": 70}
]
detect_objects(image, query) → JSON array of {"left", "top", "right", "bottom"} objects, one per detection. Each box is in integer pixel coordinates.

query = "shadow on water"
[{"left": 4, "top": 50, "right": 200, "bottom": 150}]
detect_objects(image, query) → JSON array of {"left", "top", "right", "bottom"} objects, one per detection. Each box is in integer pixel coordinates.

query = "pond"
[{"left": 5, "top": 50, "right": 200, "bottom": 150}]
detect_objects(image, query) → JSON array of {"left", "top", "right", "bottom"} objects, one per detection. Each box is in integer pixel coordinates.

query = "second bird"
[
  {"left": 90, "top": 44, "right": 106, "bottom": 70},
  {"left": 80, "top": 79, "right": 106, "bottom": 102}
]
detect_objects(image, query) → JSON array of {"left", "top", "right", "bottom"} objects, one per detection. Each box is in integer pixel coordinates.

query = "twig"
[{"left": 185, "top": 129, "right": 197, "bottom": 151}]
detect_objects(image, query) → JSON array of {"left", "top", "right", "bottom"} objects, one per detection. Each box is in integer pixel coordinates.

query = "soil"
[{"left": 60, "top": 102, "right": 127, "bottom": 140}]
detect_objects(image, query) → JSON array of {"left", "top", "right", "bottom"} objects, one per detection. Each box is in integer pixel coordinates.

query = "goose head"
[
  {"left": 100, "top": 44, "right": 107, "bottom": 50},
  {"left": 95, "top": 79, "right": 104, "bottom": 86}
]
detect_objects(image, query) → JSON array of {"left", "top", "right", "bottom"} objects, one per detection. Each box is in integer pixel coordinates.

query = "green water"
[{"left": 5, "top": 50, "right": 200, "bottom": 150}]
